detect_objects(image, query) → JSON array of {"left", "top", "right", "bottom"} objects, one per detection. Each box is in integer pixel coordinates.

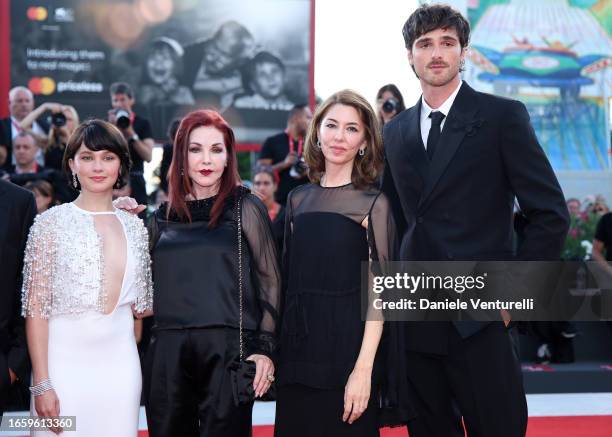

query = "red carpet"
[
  {"left": 525, "top": 416, "right": 612, "bottom": 437},
  {"left": 245, "top": 416, "right": 612, "bottom": 437}
]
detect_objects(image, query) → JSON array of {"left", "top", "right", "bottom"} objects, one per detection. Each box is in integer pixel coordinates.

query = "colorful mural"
[{"left": 444, "top": 0, "right": 611, "bottom": 170}]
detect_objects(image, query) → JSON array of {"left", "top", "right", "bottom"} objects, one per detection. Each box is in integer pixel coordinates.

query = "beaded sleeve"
[
  {"left": 21, "top": 211, "right": 57, "bottom": 319},
  {"left": 118, "top": 210, "right": 154, "bottom": 313}
]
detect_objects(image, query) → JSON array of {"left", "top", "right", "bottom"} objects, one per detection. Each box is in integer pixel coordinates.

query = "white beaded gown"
[{"left": 22, "top": 203, "right": 153, "bottom": 437}]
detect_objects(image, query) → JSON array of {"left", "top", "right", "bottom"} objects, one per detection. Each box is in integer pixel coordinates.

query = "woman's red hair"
[{"left": 167, "top": 109, "right": 241, "bottom": 227}]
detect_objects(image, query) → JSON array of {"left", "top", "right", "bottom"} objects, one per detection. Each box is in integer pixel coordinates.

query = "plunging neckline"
[{"left": 70, "top": 203, "right": 129, "bottom": 315}]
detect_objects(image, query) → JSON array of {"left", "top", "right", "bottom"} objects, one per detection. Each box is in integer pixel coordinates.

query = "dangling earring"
[
  {"left": 359, "top": 148, "right": 365, "bottom": 156},
  {"left": 316, "top": 140, "right": 321, "bottom": 149},
  {"left": 180, "top": 168, "right": 184, "bottom": 176},
  {"left": 72, "top": 173, "right": 78, "bottom": 189},
  {"left": 114, "top": 173, "right": 121, "bottom": 189}
]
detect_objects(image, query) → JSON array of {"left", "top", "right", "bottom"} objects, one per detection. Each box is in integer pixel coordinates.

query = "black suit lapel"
[
  {"left": 418, "top": 82, "right": 480, "bottom": 210},
  {"left": 398, "top": 101, "right": 429, "bottom": 185}
]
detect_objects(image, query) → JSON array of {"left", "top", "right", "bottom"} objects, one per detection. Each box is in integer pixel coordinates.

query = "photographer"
[
  {"left": 1, "top": 86, "right": 49, "bottom": 170},
  {"left": 108, "top": 82, "right": 154, "bottom": 208},
  {"left": 375, "top": 84, "right": 406, "bottom": 127},
  {"left": 257, "top": 104, "right": 312, "bottom": 205},
  {"left": 17, "top": 102, "right": 79, "bottom": 202}
]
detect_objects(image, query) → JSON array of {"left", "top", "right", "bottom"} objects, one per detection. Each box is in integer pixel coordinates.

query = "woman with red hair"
[{"left": 119, "top": 109, "right": 280, "bottom": 436}]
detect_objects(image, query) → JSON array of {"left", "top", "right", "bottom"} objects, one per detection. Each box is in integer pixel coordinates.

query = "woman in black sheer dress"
[
  {"left": 117, "top": 109, "right": 281, "bottom": 437},
  {"left": 274, "top": 90, "right": 412, "bottom": 436}
]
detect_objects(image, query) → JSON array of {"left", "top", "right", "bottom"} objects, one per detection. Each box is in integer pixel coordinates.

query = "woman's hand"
[
  {"left": 34, "top": 389, "right": 62, "bottom": 434},
  {"left": 246, "top": 353, "right": 274, "bottom": 398},
  {"left": 343, "top": 365, "right": 372, "bottom": 424},
  {"left": 43, "top": 102, "right": 63, "bottom": 113},
  {"left": 113, "top": 196, "right": 146, "bottom": 215}
]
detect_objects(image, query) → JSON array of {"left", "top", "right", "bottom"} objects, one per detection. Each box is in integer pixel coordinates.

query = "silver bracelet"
[{"left": 29, "top": 378, "right": 53, "bottom": 396}]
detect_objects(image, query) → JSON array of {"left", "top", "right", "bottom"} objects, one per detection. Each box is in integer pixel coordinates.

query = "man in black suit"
[
  {"left": 381, "top": 5, "right": 569, "bottom": 437},
  {"left": 0, "top": 86, "right": 49, "bottom": 172},
  {"left": 0, "top": 180, "right": 36, "bottom": 416}
]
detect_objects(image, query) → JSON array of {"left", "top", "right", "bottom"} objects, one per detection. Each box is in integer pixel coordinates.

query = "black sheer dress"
[
  {"left": 275, "top": 182, "right": 403, "bottom": 437},
  {"left": 144, "top": 186, "right": 281, "bottom": 437}
]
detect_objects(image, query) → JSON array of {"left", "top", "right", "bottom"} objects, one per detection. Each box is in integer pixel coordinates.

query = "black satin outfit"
[
  {"left": 274, "top": 183, "right": 410, "bottom": 437},
  {"left": 144, "top": 187, "right": 281, "bottom": 437}
]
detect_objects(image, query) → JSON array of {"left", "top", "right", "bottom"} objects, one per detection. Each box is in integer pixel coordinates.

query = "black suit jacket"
[
  {"left": 0, "top": 180, "right": 36, "bottom": 406},
  {"left": 381, "top": 82, "right": 569, "bottom": 351}
]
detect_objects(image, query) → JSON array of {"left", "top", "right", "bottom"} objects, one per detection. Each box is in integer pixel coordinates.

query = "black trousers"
[
  {"left": 144, "top": 328, "right": 253, "bottom": 437},
  {"left": 406, "top": 322, "right": 528, "bottom": 437}
]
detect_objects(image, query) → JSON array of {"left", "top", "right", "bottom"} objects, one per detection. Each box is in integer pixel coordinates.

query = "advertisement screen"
[{"left": 11, "top": 0, "right": 312, "bottom": 142}]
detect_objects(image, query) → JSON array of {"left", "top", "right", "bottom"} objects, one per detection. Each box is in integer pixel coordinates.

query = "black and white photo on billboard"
[
  {"left": 118, "top": 0, "right": 312, "bottom": 142},
  {"left": 10, "top": 0, "right": 312, "bottom": 142},
  {"left": 139, "top": 36, "right": 195, "bottom": 106}
]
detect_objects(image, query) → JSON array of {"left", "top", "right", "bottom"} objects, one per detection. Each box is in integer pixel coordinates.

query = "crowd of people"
[
  {"left": 0, "top": 82, "right": 154, "bottom": 213},
  {"left": 0, "top": 4, "right": 610, "bottom": 437}
]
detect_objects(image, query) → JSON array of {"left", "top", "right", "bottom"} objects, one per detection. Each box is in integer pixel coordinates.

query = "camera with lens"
[
  {"left": 289, "top": 155, "right": 308, "bottom": 179},
  {"left": 382, "top": 98, "right": 399, "bottom": 114},
  {"left": 113, "top": 109, "right": 131, "bottom": 129},
  {"left": 50, "top": 112, "right": 67, "bottom": 127}
]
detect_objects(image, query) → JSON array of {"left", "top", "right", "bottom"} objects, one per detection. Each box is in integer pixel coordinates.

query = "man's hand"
[
  {"left": 8, "top": 368, "right": 17, "bottom": 384},
  {"left": 107, "top": 109, "right": 117, "bottom": 125},
  {"left": 501, "top": 309, "right": 511, "bottom": 327},
  {"left": 122, "top": 124, "right": 136, "bottom": 138},
  {"left": 44, "top": 102, "right": 63, "bottom": 113},
  {"left": 282, "top": 151, "right": 298, "bottom": 169}
]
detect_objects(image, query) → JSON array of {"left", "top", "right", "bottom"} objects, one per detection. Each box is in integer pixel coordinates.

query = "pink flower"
[{"left": 570, "top": 228, "right": 579, "bottom": 239}]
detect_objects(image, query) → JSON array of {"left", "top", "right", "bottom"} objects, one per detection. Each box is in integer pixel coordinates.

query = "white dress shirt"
[{"left": 420, "top": 81, "right": 463, "bottom": 149}]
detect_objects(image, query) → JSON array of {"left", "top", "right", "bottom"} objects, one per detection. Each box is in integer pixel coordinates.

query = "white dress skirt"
[{"left": 31, "top": 212, "right": 142, "bottom": 437}]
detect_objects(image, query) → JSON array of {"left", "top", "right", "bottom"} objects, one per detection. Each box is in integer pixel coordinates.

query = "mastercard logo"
[
  {"left": 27, "top": 6, "right": 48, "bottom": 21},
  {"left": 28, "top": 77, "right": 56, "bottom": 95}
]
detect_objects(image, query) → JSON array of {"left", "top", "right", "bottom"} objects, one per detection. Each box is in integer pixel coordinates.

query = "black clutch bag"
[
  {"left": 229, "top": 358, "right": 256, "bottom": 406},
  {"left": 228, "top": 193, "right": 257, "bottom": 406}
]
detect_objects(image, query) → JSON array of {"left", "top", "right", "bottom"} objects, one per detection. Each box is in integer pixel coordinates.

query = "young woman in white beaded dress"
[{"left": 22, "top": 120, "right": 153, "bottom": 436}]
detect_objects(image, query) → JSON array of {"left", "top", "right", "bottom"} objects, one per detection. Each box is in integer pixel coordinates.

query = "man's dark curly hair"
[{"left": 402, "top": 3, "right": 470, "bottom": 50}]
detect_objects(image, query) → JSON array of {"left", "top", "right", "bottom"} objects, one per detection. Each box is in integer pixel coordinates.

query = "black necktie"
[{"left": 427, "top": 111, "right": 445, "bottom": 160}]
